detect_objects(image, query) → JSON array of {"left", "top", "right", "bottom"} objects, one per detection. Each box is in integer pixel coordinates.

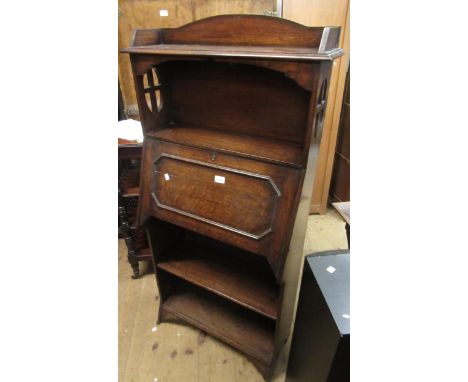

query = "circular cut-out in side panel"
[
  {"left": 314, "top": 109, "right": 325, "bottom": 139},
  {"left": 142, "top": 67, "right": 163, "bottom": 114},
  {"left": 322, "top": 79, "right": 328, "bottom": 102},
  {"left": 151, "top": 68, "right": 163, "bottom": 112}
]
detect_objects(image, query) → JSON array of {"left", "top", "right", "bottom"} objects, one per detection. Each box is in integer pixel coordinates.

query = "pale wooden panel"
[
  {"left": 193, "top": 0, "right": 273, "bottom": 20},
  {"left": 309, "top": 58, "right": 342, "bottom": 212},
  {"left": 283, "top": 0, "right": 349, "bottom": 214},
  {"left": 283, "top": 0, "right": 347, "bottom": 26},
  {"left": 118, "top": 0, "right": 194, "bottom": 115},
  {"left": 318, "top": 4, "right": 350, "bottom": 213}
]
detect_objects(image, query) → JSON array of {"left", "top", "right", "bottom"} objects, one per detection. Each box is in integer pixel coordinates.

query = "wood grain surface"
[
  {"left": 123, "top": 15, "right": 341, "bottom": 379},
  {"left": 147, "top": 125, "right": 303, "bottom": 167},
  {"left": 162, "top": 282, "right": 275, "bottom": 364},
  {"left": 158, "top": 237, "right": 279, "bottom": 319}
]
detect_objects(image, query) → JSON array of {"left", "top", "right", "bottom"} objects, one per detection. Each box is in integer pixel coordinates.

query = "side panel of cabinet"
[
  {"left": 283, "top": 0, "right": 350, "bottom": 214},
  {"left": 139, "top": 139, "right": 302, "bottom": 278}
]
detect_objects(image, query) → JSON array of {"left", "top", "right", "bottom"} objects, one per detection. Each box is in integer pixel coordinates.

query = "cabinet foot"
[{"left": 129, "top": 260, "right": 140, "bottom": 279}]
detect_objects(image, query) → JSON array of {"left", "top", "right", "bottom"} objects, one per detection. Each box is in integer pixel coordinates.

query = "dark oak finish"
[
  {"left": 161, "top": 282, "right": 275, "bottom": 365},
  {"left": 118, "top": 143, "right": 143, "bottom": 160},
  {"left": 119, "top": 167, "right": 140, "bottom": 197},
  {"left": 123, "top": 15, "right": 342, "bottom": 60},
  {"left": 147, "top": 124, "right": 303, "bottom": 167},
  {"left": 123, "top": 43, "right": 342, "bottom": 61},
  {"left": 161, "top": 15, "right": 323, "bottom": 48},
  {"left": 158, "top": 59, "right": 310, "bottom": 145},
  {"left": 118, "top": 144, "right": 151, "bottom": 278},
  {"left": 139, "top": 140, "right": 302, "bottom": 279},
  {"left": 158, "top": 236, "right": 279, "bottom": 320},
  {"left": 123, "top": 15, "right": 342, "bottom": 380}
]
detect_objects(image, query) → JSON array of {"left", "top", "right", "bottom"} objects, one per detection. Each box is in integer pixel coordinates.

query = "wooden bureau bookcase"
[{"left": 123, "top": 15, "right": 342, "bottom": 379}]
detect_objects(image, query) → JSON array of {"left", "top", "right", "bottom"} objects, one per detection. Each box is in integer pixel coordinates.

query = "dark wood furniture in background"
[
  {"left": 123, "top": 15, "right": 342, "bottom": 379},
  {"left": 329, "top": 65, "right": 350, "bottom": 203},
  {"left": 286, "top": 250, "right": 350, "bottom": 382},
  {"left": 118, "top": 143, "right": 152, "bottom": 278}
]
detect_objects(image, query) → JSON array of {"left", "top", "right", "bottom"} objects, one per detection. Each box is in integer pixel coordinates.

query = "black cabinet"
[{"left": 286, "top": 250, "right": 350, "bottom": 382}]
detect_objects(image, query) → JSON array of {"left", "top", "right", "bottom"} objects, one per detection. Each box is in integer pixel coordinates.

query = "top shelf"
[
  {"left": 122, "top": 15, "right": 343, "bottom": 62},
  {"left": 122, "top": 44, "right": 343, "bottom": 62}
]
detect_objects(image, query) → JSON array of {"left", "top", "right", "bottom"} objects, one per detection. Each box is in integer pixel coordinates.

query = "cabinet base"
[{"left": 158, "top": 310, "right": 274, "bottom": 381}]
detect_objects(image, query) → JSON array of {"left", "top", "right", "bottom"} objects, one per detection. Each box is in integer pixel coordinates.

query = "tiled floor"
[{"left": 119, "top": 208, "right": 348, "bottom": 382}]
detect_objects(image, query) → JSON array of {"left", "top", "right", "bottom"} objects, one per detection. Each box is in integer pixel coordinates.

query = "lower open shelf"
[
  {"left": 161, "top": 282, "right": 275, "bottom": 365},
  {"left": 158, "top": 239, "right": 279, "bottom": 320}
]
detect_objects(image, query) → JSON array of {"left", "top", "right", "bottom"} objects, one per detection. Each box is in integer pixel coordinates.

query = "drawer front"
[{"left": 139, "top": 139, "right": 303, "bottom": 278}]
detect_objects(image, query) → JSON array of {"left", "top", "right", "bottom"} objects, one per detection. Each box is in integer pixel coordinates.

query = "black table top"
[{"left": 306, "top": 250, "right": 350, "bottom": 335}]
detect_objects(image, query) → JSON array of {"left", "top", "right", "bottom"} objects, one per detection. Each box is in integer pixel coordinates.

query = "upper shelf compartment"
[{"left": 121, "top": 15, "right": 343, "bottom": 62}]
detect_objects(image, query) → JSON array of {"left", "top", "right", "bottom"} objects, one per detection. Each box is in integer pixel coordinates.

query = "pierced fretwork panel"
[
  {"left": 143, "top": 67, "right": 163, "bottom": 113},
  {"left": 313, "top": 79, "right": 328, "bottom": 139}
]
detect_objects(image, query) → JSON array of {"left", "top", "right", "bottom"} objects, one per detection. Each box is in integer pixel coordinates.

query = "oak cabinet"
[{"left": 123, "top": 15, "right": 342, "bottom": 379}]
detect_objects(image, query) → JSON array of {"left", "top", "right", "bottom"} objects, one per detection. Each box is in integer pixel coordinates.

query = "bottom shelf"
[{"left": 162, "top": 282, "right": 275, "bottom": 365}]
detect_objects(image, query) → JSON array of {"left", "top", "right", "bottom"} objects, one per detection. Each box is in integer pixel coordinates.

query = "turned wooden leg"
[
  {"left": 123, "top": 222, "right": 140, "bottom": 279},
  {"left": 129, "top": 257, "right": 140, "bottom": 279},
  {"left": 119, "top": 200, "right": 140, "bottom": 279}
]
